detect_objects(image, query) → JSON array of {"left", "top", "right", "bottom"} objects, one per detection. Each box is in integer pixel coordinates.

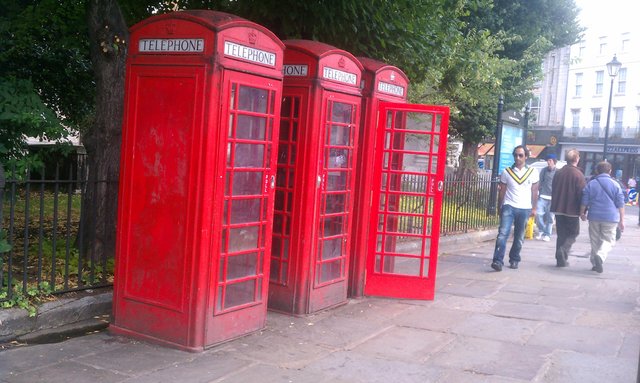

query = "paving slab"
[
  {"left": 3, "top": 361, "right": 126, "bottom": 383},
  {"left": 351, "top": 326, "right": 455, "bottom": 362},
  {"left": 330, "top": 297, "right": 414, "bottom": 324},
  {"left": 438, "top": 279, "right": 504, "bottom": 298},
  {"left": 304, "top": 350, "right": 446, "bottom": 383},
  {"left": 127, "top": 355, "right": 260, "bottom": 383},
  {"left": 220, "top": 332, "right": 334, "bottom": 369},
  {"left": 284, "top": 314, "right": 391, "bottom": 349},
  {"left": 73, "top": 341, "right": 193, "bottom": 377},
  {"left": 437, "top": 370, "right": 530, "bottom": 383},
  {"left": 0, "top": 333, "right": 125, "bottom": 376},
  {"left": 527, "top": 322, "right": 623, "bottom": 356},
  {"left": 427, "top": 336, "right": 552, "bottom": 381},
  {"left": 490, "top": 290, "right": 542, "bottom": 304},
  {"left": 619, "top": 333, "right": 640, "bottom": 360},
  {"left": 448, "top": 312, "right": 541, "bottom": 344},
  {"left": 573, "top": 309, "right": 640, "bottom": 332},
  {"left": 489, "top": 301, "right": 582, "bottom": 324},
  {"left": 395, "top": 305, "right": 473, "bottom": 332},
  {"left": 213, "top": 362, "right": 332, "bottom": 383},
  {"left": 534, "top": 350, "right": 637, "bottom": 383},
  {"left": 539, "top": 294, "right": 639, "bottom": 314},
  {"left": 431, "top": 294, "right": 498, "bottom": 313}
]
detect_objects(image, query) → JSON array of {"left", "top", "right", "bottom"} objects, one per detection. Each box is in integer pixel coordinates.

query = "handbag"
[{"left": 594, "top": 177, "right": 622, "bottom": 240}]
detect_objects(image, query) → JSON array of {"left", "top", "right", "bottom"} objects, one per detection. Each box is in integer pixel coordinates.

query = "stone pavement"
[{"left": 1, "top": 206, "right": 639, "bottom": 383}]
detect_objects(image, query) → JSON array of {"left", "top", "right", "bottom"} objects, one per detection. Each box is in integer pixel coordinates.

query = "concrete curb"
[
  {"left": 0, "top": 289, "right": 112, "bottom": 343},
  {"left": 439, "top": 229, "right": 497, "bottom": 255}
]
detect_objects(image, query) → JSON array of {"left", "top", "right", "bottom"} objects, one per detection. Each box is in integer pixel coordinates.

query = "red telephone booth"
[
  {"left": 111, "top": 11, "right": 284, "bottom": 351},
  {"left": 348, "top": 57, "right": 409, "bottom": 298},
  {"left": 268, "top": 40, "right": 363, "bottom": 315},
  {"left": 364, "top": 103, "right": 450, "bottom": 300}
]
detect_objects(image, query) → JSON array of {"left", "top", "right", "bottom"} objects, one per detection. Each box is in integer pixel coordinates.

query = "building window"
[
  {"left": 621, "top": 33, "right": 630, "bottom": 52},
  {"left": 613, "top": 108, "right": 624, "bottom": 137},
  {"left": 595, "top": 71, "right": 604, "bottom": 95},
  {"left": 575, "top": 73, "right": 583, "bottom": 97},
  {"left": 617, "top": 68, "right": 626, "bottom": 94},
  {"left": 571, "top": 109, "right": 580, "bottom": 135},
  {"left": 578, "top": 41, "right": 586, "bottom": 57},
  {"left": 599, "top": 36, "right": 607, "bottom": 54},
  {"left": 592, "top": 108, "right": 601, "bottom": 136}
]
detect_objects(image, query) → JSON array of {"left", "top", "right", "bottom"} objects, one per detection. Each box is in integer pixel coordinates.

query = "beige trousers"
[{"left": 588, "top": 220, "right": 618, "bottom": 265}]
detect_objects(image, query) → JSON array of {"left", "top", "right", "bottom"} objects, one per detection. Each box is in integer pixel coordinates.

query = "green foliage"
[
  {"left": 3, "top": 0, "right": 583, "bottom": 179},
  {"left": 0, "top": 229, "right": 11, "bottom": 253},
  {"left": 0, "top": 0, "right": 92, "bottom": 169},
  {"left": 150, "top": 0, "right": 465, "bottom": 83},
  {"left": 0, "top": 282, "right": 53, "bottom": 317},
  {"left": 412, "top": 0, "right": 583, "bottom": 162}
]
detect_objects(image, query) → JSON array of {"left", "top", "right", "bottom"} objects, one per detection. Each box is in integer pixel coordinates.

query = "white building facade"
[{"left": 534, "top": 22, "right": 640, "bottom": 182}]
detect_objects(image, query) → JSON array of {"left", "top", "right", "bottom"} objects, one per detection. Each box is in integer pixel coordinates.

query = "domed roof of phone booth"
[
  {"left": 356, "top": 57, "right": 409, "bottom": 82},
  {"left": 283, "top": 39, "right": 364, "bottom": 70},
  {"left": 130, "top": 10, "right": 284, "bottom": 49}
]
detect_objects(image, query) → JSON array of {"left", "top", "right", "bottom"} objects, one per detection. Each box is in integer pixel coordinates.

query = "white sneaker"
[
  {"left": 535, "top": 233, "right": 543, "bottom": 240},
  {"left": 542, "top": 235, "right": 551, "bottom": 242}
]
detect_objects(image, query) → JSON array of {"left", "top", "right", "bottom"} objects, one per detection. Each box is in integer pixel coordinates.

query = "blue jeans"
[
  {"left": 535, "top": 198, "right": 554, "bottom": 236},
  {"left": 492, "top": 204, "right": 531, "bottom": 265}
]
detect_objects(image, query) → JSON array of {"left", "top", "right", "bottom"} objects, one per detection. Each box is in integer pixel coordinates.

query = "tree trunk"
[
  {"left": 454, "top": 140, "right": 480, "bottom": 179},
  {"left": 82, "top": 0, "right": 128, "bottom": 262}
]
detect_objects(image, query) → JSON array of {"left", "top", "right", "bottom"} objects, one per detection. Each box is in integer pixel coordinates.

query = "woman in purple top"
[{"left": 580, "top": 161, "right": 625, "bottom": 273}]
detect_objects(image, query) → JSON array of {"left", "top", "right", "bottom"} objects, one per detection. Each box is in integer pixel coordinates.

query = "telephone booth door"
[
  {"left": 268, "top": 39, "right": 363, "bottom": 315},
  {"left": 205, "top": 70, "right": 281, "bottom": 345},
  {"left": 308, "top": 92, "right": 360, "bottom": 311},
  {"left": 364, "top": 103, "right": 449, "bottom": 300},
  {"left": 349, "top": 58, "right": 409, "bottom": 298}
]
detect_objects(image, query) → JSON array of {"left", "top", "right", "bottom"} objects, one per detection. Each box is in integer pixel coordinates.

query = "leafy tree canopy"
[
  {"left": 1, "top": 0, "right": 583, "bottom": 171},
  {"left": 423, "top": 0, "right": 583, "bottom": 162},
  {"left": 0, "top": 0, "right": 93, "bottom": 169}
]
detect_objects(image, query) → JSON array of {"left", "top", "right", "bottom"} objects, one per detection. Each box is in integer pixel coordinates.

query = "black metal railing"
[
  {"left": 392, "top": 172, "right": 499, "bottom": 236},
  {"left": 1, "top": 160, "right": 500, "bottom": 304},
  {"left": 1, "top": 160, "right": 114, "bottom": 305},
  {"left": 440, "top": 172, "right": 500, "bottom": 235}
]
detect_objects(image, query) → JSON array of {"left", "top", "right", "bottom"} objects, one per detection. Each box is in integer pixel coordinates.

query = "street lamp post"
[
  {"left": 522, "top": 104, "right": 530, "bottom": 149},
  {"left": 487, "top": 95, "right": 504, "bottom": 216},
  {"left": 603, "top": 54, "right": 622, "bottom": 161}
]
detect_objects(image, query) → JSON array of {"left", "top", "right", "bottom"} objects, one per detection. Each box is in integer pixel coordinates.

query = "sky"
[{"left": 574, "top": 0, "right": 637, "bottom": 35}]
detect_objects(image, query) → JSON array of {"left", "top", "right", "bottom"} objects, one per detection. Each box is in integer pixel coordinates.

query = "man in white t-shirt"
[{"left": 491, "top": 145, "right": 539, "bottom": 271}]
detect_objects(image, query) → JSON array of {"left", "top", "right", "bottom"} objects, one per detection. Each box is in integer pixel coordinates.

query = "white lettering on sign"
[
  {"left": 377, "top": 81, "right": 405, "bottom": 97},
  {"left": 139, "top": 39, "right": 204, "bottom": 53},
  {"left": 224, "top": 41, "right": 276, "bottom": 67},
  {"left": 322, "top": 67, "right": 357, "bottom": 85},
  {"left": 283, "top": 65, "right": 308, "bottom": 76}
]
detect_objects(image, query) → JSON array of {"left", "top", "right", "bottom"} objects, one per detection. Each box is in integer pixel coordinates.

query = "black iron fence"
[
  {"left": 396, "top": 172, "right": 500, "bottom": 236},
  {"left": 0, "top": 160, "right": 114, "bottom": 307},
  {"left": 1, "top": 163, "right": 499, "bottom": 304},
  {"left": 440, "top": 172, "right": 500, "bottom": 235}
]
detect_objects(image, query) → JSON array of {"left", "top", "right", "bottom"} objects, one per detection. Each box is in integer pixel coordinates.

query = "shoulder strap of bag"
[{"left": 594, "top": 177, "right": 616, "bottom": 204}]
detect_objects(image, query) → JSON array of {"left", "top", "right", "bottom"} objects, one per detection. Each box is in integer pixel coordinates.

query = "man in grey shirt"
[{"left": 535, "top": 154, "right": 557, "bottom": 241}]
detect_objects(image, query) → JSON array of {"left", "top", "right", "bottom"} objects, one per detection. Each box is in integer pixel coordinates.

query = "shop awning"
[
  {"left": 477, "top": 143, "right": 546, "bottom": 158},
  {"left": 477, "top": 143, "right": 495, "bottom": 156}
]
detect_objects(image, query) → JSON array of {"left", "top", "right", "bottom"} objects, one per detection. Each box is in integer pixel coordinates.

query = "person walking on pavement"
[
  {"left": 491, "top": 145, "right": 539, "bottom": 271},
  {"left": 580, "top": 161, "right": 625, "bottom": 273},
  {"left": 535, "top": 153, "right": 557, "bottom": 242},
  {"left": 550, "top": 149, "right": 585, "bottom": 267}
]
